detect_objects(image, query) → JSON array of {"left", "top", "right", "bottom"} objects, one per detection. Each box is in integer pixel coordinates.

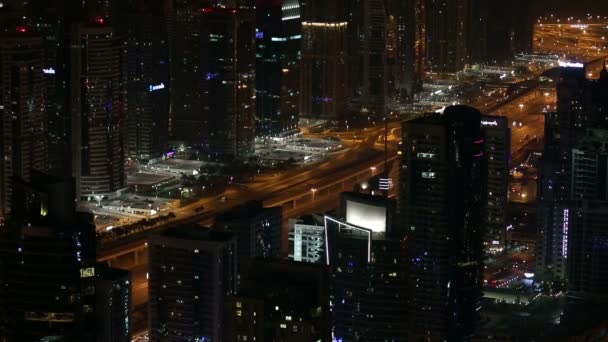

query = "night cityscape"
[{"left": 2, "top": 0, "right": 608, "bottom": 341}]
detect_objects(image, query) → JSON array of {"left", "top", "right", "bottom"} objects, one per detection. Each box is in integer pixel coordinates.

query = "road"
[
  {"left": 98, "top": 124, "right": 392, "bottom": 248},
  {"left": 490, "top": 88, "right": 553, "bottom": 164},
  {"left": 535, "top": 20, "right": 608, "bottom": 62}
]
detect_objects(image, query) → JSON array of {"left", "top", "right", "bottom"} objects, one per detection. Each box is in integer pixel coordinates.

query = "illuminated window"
[
  {"left": 421, "top": 172, "right": 435, "bottom": 179},
  {"left": 417, "top": 152, "right": 435, "bottom": 159},
  {"left": 79, "top": 267, "right": 95, "bottom": 278}
]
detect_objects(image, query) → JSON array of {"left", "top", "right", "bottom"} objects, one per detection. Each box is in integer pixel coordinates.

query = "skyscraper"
[
  {"left": 349, "top": 0, "right": 387, "bottom": 119},
  {"left": 96, "top": 265, "right": 132, "bottom": 342},
  {"left": 400, "top": 106, "right": 486, "bottom": 340},
  {"left": 0, "top": 27, "right": 48, "bottom": 218},
  {"left": 199, "top": 4, "right": 256, "bottom": 157},
  {"left": 567, "top": 129, "right": 608, "bottom": 299},
  {"left": 255, "top": 0, "right": 301, "bottom": 138},
  {"left": 224, "top": 260, "right": 332, "bottom": 342},
  {"left": 464, "top": 0, "right": 489, "bottom": 64},
  {"left": 424, "top": 0, "right": 467, "bottom": 72},
  {"left": 215, "top": 201, "right": 282, "bottom": 280},
  {"left": 170, "top": 1, "right": 256, "bottom": 158},
  {"left": 0, "top": 173, "right": 96, "bottom": 341},
  {"left": 126, "top": 8, "right": 170, "bottom": 162},
  {"left": 481, "top": 115, "right": 510, "bottom": 252},
  {"left": 169, "top": 0, "right": 206, "bottom": 143},
  {"left": 536, "top": 64, "right": 608, "bottom": 281},
  {"left": 148, "top": 225, "right": 237, "bottom": 342},
  {"left": 386, "top": 0, "right": 422, "bottom": 102},
  {"left": 299, "top": 0, "right": 348, "bottom": 121},
  {"left": 69, "top": 19, "right": 127, "bottom": 198},
  {"left": 325, "top": 193, "right": 408, "bottom": 341}
]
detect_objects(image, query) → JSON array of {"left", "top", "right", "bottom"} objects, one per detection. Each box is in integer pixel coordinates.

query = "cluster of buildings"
[
  {"left": 0, "top": 0, "right": 534, "bottom": 219},
  {"left": 3, "top": 64, "right": 608, "bottom": 339},
  {"left": 9, "top": 0, "right": 608, "bottom": 341}
]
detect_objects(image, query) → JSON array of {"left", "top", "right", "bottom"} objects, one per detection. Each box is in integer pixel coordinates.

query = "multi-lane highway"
[
  {"left": 535, "top": 20, "right": 608, "bottom": 61},
  {"left": 98, "top": 124, "right": 396, "bottom": 257}
]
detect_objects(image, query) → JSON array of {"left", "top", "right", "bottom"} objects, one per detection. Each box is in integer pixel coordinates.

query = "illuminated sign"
[
  {"left": 255, "top": 31, "right": 264, "bottom": 39},
  {"left": 345, "top": 200, "right": 387, "bottom": 233},
  {"left": 481, "top": 120, "right": 498, "bottom": 126},
  {"left": 42, "top": 68, "right": 56, "bottom": 75},
  {"left": 562, "top": 208, "right": 569, "bottom": 258},
  {"left": 524, "top": 272, "right": 534, "bottom": 279},
  {"left": 558, "top": 61, "right": 584, "bottom": 68},
  {"left": 149, "top": 83, "right": 165, "bottom": 91}
]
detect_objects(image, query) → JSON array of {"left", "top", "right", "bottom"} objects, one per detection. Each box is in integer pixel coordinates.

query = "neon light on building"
[
  {"left": 149, "top": 83, "right": 165, "bottom": 91},
  {"left": 558, "top": 61, "right": 584, "bottom": 68},
  {"left": 562, "top": 208, "right": 569, "bottom": 258}
]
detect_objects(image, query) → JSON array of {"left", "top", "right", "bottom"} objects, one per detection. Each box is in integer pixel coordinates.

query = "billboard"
[{"left": 345, "top": 200, "right": 386, "bottom": 233}]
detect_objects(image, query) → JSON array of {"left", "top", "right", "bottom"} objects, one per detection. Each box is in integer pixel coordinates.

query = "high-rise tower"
[
  {"left": 299, "top": 0, "right": 348, "bottom": 121},
  {"left": 69, "top": 19, "right": 127, "bottom": 198},
  {"left": 400, "top": 106, "right": 486, "bottom": 340},
  {"left": 349, "top": 0, "right": 387, "bottom": 119},
  {"left": 126, "top": 9, "right": 170, "bottom": 162},
  {"left": 536, "top": 65, "right": 608, "bottom": 281},
  {"left": 424, "top": 0, "right": 467, "bottom": 72},
  {"left": 170, "top": 2, "right": 256, "bottom": 157},
  {"left": 0, "top": 27, "right": 48, "bottom": 218},
  {"left": 148, "top": 225, "right": 237, "bottom": 342},
  {"left": 255, "top": 0, "right": 301, "bottom": 137}
]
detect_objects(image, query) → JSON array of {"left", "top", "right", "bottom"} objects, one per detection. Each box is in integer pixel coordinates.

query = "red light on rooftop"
[
  {"left": 201, "top": 8, "right": 213, "bottom": 13},
  {"left": 16, "top": 26, "right": 28, "bottom": 33},
  {"left": 94, "top": 16, "right": 105, "bottom": 24},
  {"left": 230, "top": 9, "right": 237, "bottom": 14}
]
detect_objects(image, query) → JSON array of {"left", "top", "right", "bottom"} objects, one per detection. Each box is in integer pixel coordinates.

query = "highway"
[
  {"left": 535, "top": 21, "right": 608, "bottom": 61},
  {"left": 98, "top": 124, "right": 397, "bottom": 259},
  {"left": 490, "top": 87, "right": 553, "bottom": 164}
]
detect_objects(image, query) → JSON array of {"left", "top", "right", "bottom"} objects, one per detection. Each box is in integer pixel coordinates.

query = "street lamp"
[
  {"left": 370, "top": 166, "right": 376, "bottom": 176},
  {"left": 518, "top": 103, "right": 524, "bottom": 111},
  {"left": 311, "top": 188, "right": 317, "bottom": 201}
]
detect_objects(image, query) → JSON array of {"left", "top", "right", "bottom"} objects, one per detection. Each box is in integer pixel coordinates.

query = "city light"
[
  {"left": 149, "top": 83, "right": 165, "bottom": 91},
  {"left": 558, "top": 60, "right": 585, "bottom": 68}
]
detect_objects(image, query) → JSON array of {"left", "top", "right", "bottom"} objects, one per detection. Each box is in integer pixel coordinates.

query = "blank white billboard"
[{"left": 345, "top": 200, "right": 386, "bottom": 233}]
